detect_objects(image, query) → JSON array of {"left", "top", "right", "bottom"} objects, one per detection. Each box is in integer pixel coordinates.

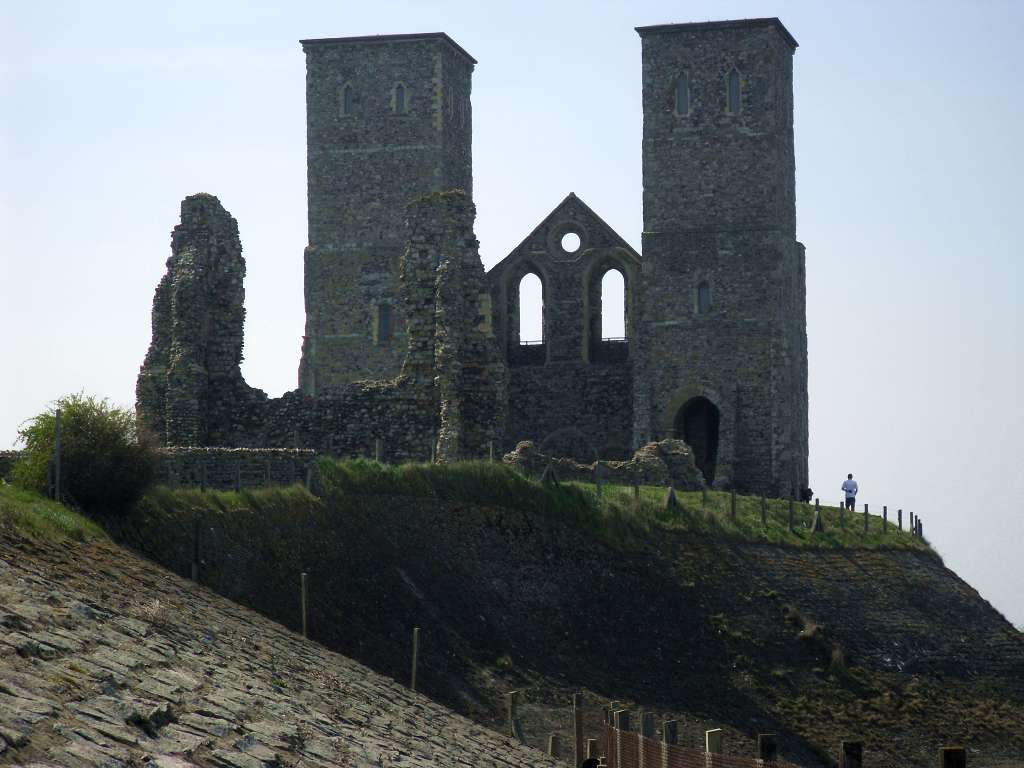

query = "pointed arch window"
[
  {"left": 675, "top": 74, "right": 690, "bottom": 116},
  {"left": 727, "top": 69, "right": 741, "bottom": 114},
  {"left": 340, "top": 83, "right": 353, "bottom": 116},
  {"left": 394, "top": 83, "right": 407, "bottom": 114}
]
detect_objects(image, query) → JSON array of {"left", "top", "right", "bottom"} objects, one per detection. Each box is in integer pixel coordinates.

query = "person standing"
[{"left": 841, "top": 473, "right": 858, "bottom": 510}]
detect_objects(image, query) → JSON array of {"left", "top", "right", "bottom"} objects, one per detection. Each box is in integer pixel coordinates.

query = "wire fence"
[{"left": 603, "top": 723, "right": 803, "bottom": 768}]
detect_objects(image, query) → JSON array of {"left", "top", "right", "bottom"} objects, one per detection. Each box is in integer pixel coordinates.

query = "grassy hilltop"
[{"left": 3, "top": 461, "right": 1023, "bottom": 767}]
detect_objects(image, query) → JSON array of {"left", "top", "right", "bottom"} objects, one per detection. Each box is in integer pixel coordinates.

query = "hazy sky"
[{"left": 2, "top": 0, "right": 1021, "bottom": 627}]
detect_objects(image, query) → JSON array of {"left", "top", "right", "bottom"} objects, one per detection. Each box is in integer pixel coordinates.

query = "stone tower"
[
  {"left": 633, "top": 19, "right": 808, "bottom": 496},
  {"left": 298, "top": 33, "right": 475, "bottom": 393}
]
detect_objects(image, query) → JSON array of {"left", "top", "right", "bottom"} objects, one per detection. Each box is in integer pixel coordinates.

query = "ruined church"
[{"left": 137, "top": 18, "right": 809, "bottom": 497}]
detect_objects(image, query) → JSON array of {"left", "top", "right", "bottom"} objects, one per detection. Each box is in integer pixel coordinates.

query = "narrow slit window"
[
  {"left": 727, "top": 69, "right": 740, "bottom": 114},
  {"left": 341, "top": 84, "right": 353, "bottom": 116},
  {"left": 697, "top": 281, "right": 712, "bottom": 314},
  {"left": 394, "top": 84, "right": 406, "bottom": 114},
  {"left": 675, "top": 74, "right": 689, "bottom": 116},
  {"left": 378, "top": 304, "right": 392, "bottom": 344}
]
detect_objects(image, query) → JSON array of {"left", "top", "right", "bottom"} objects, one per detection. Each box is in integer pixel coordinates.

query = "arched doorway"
[{"left": 675, "top": 396, "right": 720, "bottom": 484}]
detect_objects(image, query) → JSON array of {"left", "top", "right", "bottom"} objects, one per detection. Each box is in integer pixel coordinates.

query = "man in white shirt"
[{"left": 841, "top": 473, "right": 858, "bottom": 510}]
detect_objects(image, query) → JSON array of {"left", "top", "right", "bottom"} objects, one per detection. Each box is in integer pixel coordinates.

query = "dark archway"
[{"left": 675, "top": 396, "right": 720, "bottom": 484}]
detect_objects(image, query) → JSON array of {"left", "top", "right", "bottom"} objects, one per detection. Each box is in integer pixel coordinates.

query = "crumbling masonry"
[{"left": 137, "top": 18, "right": 810, "bottom": 496}]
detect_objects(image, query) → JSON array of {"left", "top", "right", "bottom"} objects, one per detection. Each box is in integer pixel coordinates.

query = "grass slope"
[{"left": 0, "top": 482, "right": 105, "bottom": 542}]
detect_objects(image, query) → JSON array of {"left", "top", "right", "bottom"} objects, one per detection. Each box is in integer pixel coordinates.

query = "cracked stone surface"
[{"left": 0, "top": 531, "right": 562, "bottom": 767}]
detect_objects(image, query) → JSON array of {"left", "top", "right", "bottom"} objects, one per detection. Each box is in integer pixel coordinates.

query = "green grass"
[
  {"left": 312, "top": 458, "right": 931, "bottom": 552},
  {"left": 569, "top": 482, "right": 933, "bottom": 551},
  {"left": 129, "top": 458, "right": 932, "bottom": 554},
  {"left": 0, "top": 482, "right": 106, "bottom": 542}
]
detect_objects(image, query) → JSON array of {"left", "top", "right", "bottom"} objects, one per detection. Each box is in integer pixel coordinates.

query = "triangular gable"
[{"left": 487, "top": 192, "right": 640, "bottom": 276}]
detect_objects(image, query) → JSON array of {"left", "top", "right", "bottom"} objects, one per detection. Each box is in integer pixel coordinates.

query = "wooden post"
[
  {"left": 410, "top": 626, "right": 420, "bottom": 692},
  {"left": 864, "top": 502, "right": 869, "bottom": 534},
  {"left": 548, "top": 734, "right": 561, "bottom": 758},
  {"left": 898, "top": 508, "right": 903, "bottom": 530},
  {"left": 840, "top": 740, "right": 863, "bottom": 768},
  {"left": 191, "top": 517, "right": 200, "bottom": 582},
  {"left": 919, "top": 518, "right": 924, "bottom": 539},
  {"left": 705, "top": 728, "right": 723, "bottom": 754},
  {"left": 940, "top": 746, "right": 966, "bottom": 768},
  {"left": 489, "top": 440, "right": 495, "bottom": 462},
  {"left": 812, "top": 498, "right": 823, "bottom": 532},
  {"left": 53, "top": 408, "right": 62, "bottom": 502},
  {"left": 572, "top": 692, "right": 584, "bottom": 768},
  {"left": 757, "top": 733, "right": 778, "bottom": 762},
  {"left": 375, "top": 438, "right": 383, "bottom": 463},
  {"left": 662, "top": 719, "right": 678, "bottom": 768},
  {"left": 882, "top": 505, "right": 888, "bottom": 533},
  {"left": 507, "top": 691, "right": 524, "bottom": 743},
  {"left": 614, "top": 710, "right": 630, "bottom": 768},
  {"left": 730, "top": 488, "right": 736, "bottom": 520},
  {"left": 840, "top": 498, "right": 846, "bottom": 529},
  {"left": 301, "top": 572, "right": 308, "bottom": 639},
  {"left": 788, "top": 499, "right": 795, "bottom": 532}
]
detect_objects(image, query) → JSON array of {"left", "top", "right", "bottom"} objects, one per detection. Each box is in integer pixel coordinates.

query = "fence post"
[
  {"left": 300, "top": 572, "right": 308, "bottom": 639},
  {"left": 507, "top": 691, "right": 524, "bottom": 743},
  {"left": 548, "top": 734, "right": 561, "bottom": 758},
  {"left": 375, "top": 438, "right": 383, "bottom": 463},
  {"left": 705, "top": 728, "right": 723, "bottom": 754},
  {"left": 864, "top": 503, "right": 869, "bottom": 534},
  {"left": 840, "top": 498, "right": 846, "bottom": 529},
  {"left": 919, "top": 518, "right": 924, "bottom": 539},
  {"left": 639, "top": 713, "right": 654, "bottom": 768},
  {"left": 898, "top": 508, "right": 903, "bottom": 531},
  {"left": 614, "top": 710, "right": 631, "bottom": 768},
  {"left": 53, "top": 408, "right": 62, "bottom": 502},
  {"left": 730, "top": 489, "right": 736, "bottom": 520},
  {"left": 191, "top": 517, "right": 200, "bottom": 582},
  {"left": 840, "top": 740, "right": 863, "bottom": 768},
  {"left": 757, "top": 733, "right": 778, "bottom": 762},
  {"left": 572, "top": 692, "right": 584, "bottom": 768},
  {"left": 489, "top": 440, "right": 495, "bottom": 462},
  {"left": 812, "top": 498, "right": 824, "bottom": 532},
  {"left": 788, "top": 499, "right": 795, "bottom": 532},
  {"left": 910, "top": 511, "right": 915, "bottom": 533},
  {"left": 883, "top": 505, "right": 888, "bottom": 533},
  {"left": 662, "top": 720, "right": 678, "bottom": 768},
  {"left": 410, "top": 626, "right": 420, "bottom": 692},
  {"left": 940, "top": 746, "right": 966, "bottom": 768}
]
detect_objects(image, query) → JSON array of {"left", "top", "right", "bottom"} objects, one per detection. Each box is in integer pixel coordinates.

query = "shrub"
[{"left": 12, "top": 394, "right": 158, "bottom": 517}]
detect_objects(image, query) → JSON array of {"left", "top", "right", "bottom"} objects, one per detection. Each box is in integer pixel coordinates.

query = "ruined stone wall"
[
  {"left": 487, "top": 194, "right": 639, "bottom": 461},
  {"left": 298, "top": 34, "right": 475, "bottom": 392},
  {"left": 156, "top": 447, "right": 317, "bottom": 490},
  {"left": 138, "top": 190, "right": 504, "bottom": 463},
  {"left": 634, "top": 20, "right": 808, "bottom": 496}
]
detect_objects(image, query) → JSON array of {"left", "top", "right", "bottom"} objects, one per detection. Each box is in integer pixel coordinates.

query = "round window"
[{"left": 561, "top": 231, "right": 581, "bottom": 253}]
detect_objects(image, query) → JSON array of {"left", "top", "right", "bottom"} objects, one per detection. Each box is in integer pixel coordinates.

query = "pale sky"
[{"left": 2, "top": 0, "right": 1022, "bottom": 627}]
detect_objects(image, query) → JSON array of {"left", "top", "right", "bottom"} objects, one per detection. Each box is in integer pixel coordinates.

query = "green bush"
[{"left": 12, "top": 394, "right": 158, "bottom": 517}]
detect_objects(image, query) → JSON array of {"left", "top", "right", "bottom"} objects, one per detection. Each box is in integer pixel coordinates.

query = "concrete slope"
[{"left": 0, "top": 530, "right": 562, "bottom": 768}]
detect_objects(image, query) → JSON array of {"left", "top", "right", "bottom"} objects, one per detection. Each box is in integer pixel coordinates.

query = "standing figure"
[{"left": 842, "top": 473, "right": 858, "bottom": 511}]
